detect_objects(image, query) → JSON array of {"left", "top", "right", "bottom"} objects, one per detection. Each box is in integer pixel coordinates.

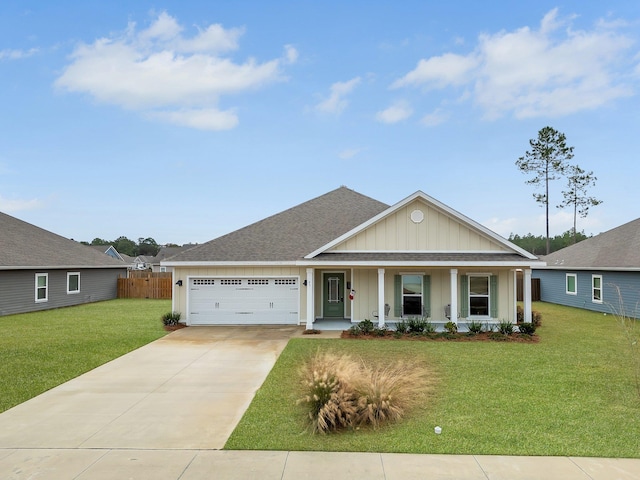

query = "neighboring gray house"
[
  {"left": 89, "top": 244, "right": 126, "bottom": 261},
  {"left": 533, "top": 218, "right": 640, "bottom": 318},
  {"left": 0, "top": 212, "right": 128, "bottom": 316},
  {"left": 151, "top": 245, "right": 197, "bottom": 273}
]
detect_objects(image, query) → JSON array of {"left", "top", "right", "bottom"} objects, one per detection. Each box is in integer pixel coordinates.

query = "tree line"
[
  {"left": 81, "top": 236, "right": 179, "bottom": 257},
  {"left": 508, "top": 230, "right": 589, "bottom": 256}
]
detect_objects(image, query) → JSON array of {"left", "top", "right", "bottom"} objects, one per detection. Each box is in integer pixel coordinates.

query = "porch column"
[
  {"left": 512, "top": 269, "right": 518, "bottom": 322},
  {"left": 377, "top": 268, "right": 385, "bottom": 328},
  {"left": 306, "top": 268, "right": 314, "bottom": 330},
  {"left": 450, "top": 269, "right": 458, "bottom": 325},
  {"left": 350, "top": 268, "right": 355, "bottom": 323},
  {"left": 524, "top": 268, "right": 532, "bottom": 323}
]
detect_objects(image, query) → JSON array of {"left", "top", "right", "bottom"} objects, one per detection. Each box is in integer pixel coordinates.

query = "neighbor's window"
[
  {"left": 402, "top": 275, "right": 422, "bottom": 316},
  {"left": 35, "top": 273, "right": 48, "bottom": 302},
  {"left": 566, "top": 273, "right": 577, "bottom": 295},
  {"left": 592, "top": 275, "right": 603, "bottom": 303},
  {"left": 469, "top": 274, "right": 490, "bottom": 317},
  {"left": 67, "top": 272, "right": 80, "bottom": 294}
]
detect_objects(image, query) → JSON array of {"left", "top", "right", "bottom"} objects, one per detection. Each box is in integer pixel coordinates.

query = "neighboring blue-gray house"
[
  {"left": 533, "top": 218, "right": 640, "bottom": 318},
  {"left": 0, "top": 212, "right": 128, "bottom": 316}
]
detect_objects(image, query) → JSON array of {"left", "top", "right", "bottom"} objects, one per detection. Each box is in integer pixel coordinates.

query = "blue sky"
[{"left": 1, "top": 1, "right": 638, "bottom": 246}]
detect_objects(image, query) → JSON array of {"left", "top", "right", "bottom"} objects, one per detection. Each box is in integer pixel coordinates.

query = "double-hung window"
[
  {"left": 566, "top": 273, "right": 577, "bottom": 295},
  {"left": 468, "top": 274, "right": 490, "bottom": 317},
  {"left": 35, "top": 273, "right": 48, "bottom": 302},
  {"left": 592, "top": 275, "right": 603, "bottom": 303},
  {"left": 67, "top": 272, "right": 80, "bottom": 294},
  {"left": 402, "top": 275, "right": 423, "bottom": 316}
]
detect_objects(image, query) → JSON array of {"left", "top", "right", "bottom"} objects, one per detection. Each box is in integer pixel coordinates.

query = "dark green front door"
[{"left": 323, "top": 272, "right": 344, "bottom": 318}]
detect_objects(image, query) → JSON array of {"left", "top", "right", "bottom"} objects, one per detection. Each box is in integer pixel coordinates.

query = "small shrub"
[
  {"left": 467, "top": 320, "right": 484, "bottom": 334},
  {"left": 422, "top": 320, "right": 436, "bottom": 334},
  {"left": 372, "top": 325, "right": 389, "bottom": 337},
  {"left": 497, "top": 320, "right": 514, "bottom": 335},
  {"left": 532, "top": 310, "right": 543, "bottom": 327},
  {"left": 358, "top": 319, "right": 375, "bottom": 335},
  {"left": 444, "top": 321, "right": 458, "bottom": 334},
  {"left": 161, "top": 311, "right": 181, "bottom": 326},
  {"left": 518, "top": 322, "right": 537, "bottom": 335},
  {"left": 489, "top": 331, "right": 509, "bottom": 341},
  {"left": 394, "top": 320, "right": 410, "bottom": 334},
  {"left": 517, "top": 305, "right": 542, "bottom": 326},
  {"left": 407, "top": 317, "right": 427, "bottom": 333},
  {"left": 347, "top": 324, "right": 361, "bottom": 335}
]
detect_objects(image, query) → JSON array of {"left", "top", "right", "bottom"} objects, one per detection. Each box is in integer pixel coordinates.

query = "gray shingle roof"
[
  {"left": 0, "top": 212, "right": 128, "bottom": 269},
  {"left": 542, "top": 218, "right": 640, "bottom": 269},
  {"left": 169, "top": 187, "right": 390, "bottom": 262}
]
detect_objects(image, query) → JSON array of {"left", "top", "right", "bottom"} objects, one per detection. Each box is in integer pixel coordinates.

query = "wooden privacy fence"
[
  {"left": 118, "top": 274, "right": 172, "bottom": 299},
  {"left": 517, "top": 277, "right": 540, "bottom": 302}
]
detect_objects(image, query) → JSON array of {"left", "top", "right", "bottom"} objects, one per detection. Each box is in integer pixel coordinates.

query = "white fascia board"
[
  {"left": 162, "top": 261, "right": 298, "bottom": 267},
  {"left": 296, "top": 260, "right": 547, "bottom": 268},
  {"left": 304, "top": 190, "right": 538, "bottom": 260}
]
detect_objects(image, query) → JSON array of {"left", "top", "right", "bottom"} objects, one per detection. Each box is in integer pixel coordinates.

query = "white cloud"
[
  {"left": 283, "top": 44, "right": 298, "bottom": 64},
  {"left": 0, "top": 47, "right": 38, "bottom": 60},
  {"left": 338, "top": 147, "right": 364, "bottom": 160},
  {"left": 0, "top": 195, "right": 41, "bottom": 212},
  {"left": 316, "top": 77, "right": 361, "bottom": 114},
  {"left": 375, "top": 101, "right": 413, "bottom": 124},
  {"left": 55, "top": 12, "right": 290, "bottom": 131},
  {"left": 392, "top": 8, "right": 637, "bottom": 119},
  {"left": 391, "top": 53, "right": 479, "bottom": 89},
  {"left": 147, "top": 107, "right": 238, "bottom": 130},
  {"left": 421, "top": 108, "right": 449, "bottom": 127}
]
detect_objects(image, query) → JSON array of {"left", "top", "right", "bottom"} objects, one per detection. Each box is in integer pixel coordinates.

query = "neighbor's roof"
[
  {"left": 541, "top": 218, "right": 640, "bottom": 270},
  {"left": 166, "top": 187, "right": 390, "bottom": 263},
  {"left": 0, "top": 212, "right": 128, "bottom": 270}
]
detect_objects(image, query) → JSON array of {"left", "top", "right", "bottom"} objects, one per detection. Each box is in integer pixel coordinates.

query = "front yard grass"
[
  {"left": 226, "top": 302, "right": 640, "bottom": 457},
  {"left": 0, "top": 299, "right": 170, "bottom": 413}
]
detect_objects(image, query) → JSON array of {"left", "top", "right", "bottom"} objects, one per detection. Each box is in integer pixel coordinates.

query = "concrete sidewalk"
[
  {"left": 0, "top": 326, "right": 639, "bottom": 479},
  {"left": 1, "top": 449, "right": 639, "bottom": 479}
]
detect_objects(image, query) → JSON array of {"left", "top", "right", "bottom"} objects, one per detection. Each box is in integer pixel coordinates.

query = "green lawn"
[
  {"left": 0, "top": 299, "right": 170, "bottom": 413},
  {"left": 226, "top": 302, "right": 640, "bottom": 457}
]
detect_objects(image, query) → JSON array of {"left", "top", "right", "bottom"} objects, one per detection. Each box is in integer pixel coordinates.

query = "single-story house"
[
  {"left": 533, "top": 218, "right": 640, "bottom": 319},
  {"left": 163, "top": 187, "right": 543, "bottom": 328},
  {"left": 151, "top": 245, "right": 197, "bottom": 273},
  {"left": 0, "top": 212, "right": 128, "bottom": 316}
]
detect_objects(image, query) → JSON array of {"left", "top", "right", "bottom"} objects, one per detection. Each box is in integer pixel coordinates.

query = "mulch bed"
[{"left": 340, "top": 330, "right": 539, "bottom": 343}]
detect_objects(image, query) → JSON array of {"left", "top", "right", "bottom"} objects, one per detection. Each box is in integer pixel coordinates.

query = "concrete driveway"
[{"left": 0, "top": 326, "right": 301, "bottom": 451}]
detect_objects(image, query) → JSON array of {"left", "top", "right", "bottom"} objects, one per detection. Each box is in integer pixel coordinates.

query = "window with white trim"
[
  {"left": 592, "top": 275, "right": 603, "bottom": 303},
  {"left": 67, "top": 272, "right": 80, "bottom": 294},
  {"left": 468, "top": 274, "right": 490, "bottom": 317},
  {"left": 402, "top": 275, "right": 423, "bottom": 316},
  {"left": 35, "top": 273, "right": 48, "bottom": 302},
  {"left": 566, "top": 273, "right": 577, "bottom": 295}
]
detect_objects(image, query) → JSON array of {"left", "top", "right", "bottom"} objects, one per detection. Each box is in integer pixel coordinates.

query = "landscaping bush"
[
  {"left": 467, "top": 320, "right": 484, "bottom": 334},
  {"left": 394, "top": 320, "right": 410, "bottom": 334},
  {"left": 298, "top": 351, "right": 428, "bottom": 433},
  {"left": 497, "top": 320, "right": 514, "bottom": 335},
  {"left": 297, "top": 351, "right": 359, "bottom": 433},
  {"left": 517, "top": 305, "right": 543, "bottom": 327},
  {"left": 358, "top": 319, "right": 375, "bottom": 335},
  {"left": 444, "top": 321, "right": 458, "bottom": 334},
  {"left": 407, "top": 317, "right": 427, "bottom": 333},
  {"left": 161, "top": 311, "right": 181, "bottom": 326},
  {"left": 518, "top": 322, "right": 537, "bottom": 335}
]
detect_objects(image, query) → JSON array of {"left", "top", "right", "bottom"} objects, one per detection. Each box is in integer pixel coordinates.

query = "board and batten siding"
[
  {"left": 0, "top": 268, "right": 126, "bottom": 316},
  {"left": 533, "top": 269, "right": 640, "bottom": 318},
  {"left": 331, "top": 200, "right": 510, "bottom": 252}
]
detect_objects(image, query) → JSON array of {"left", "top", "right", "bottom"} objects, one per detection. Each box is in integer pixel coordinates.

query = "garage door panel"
[{"left": 188, "top": 277, "right": 299, "bottom": 325}]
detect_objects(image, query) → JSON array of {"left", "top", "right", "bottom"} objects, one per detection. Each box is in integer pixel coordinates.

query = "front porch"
[{"left": 305, "top": 267, "right": 534, "bottom": 330}]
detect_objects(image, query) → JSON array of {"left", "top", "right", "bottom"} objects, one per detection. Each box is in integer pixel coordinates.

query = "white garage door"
[{"left": 188, "top": 277, "right": 299, "bottom": 325}]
